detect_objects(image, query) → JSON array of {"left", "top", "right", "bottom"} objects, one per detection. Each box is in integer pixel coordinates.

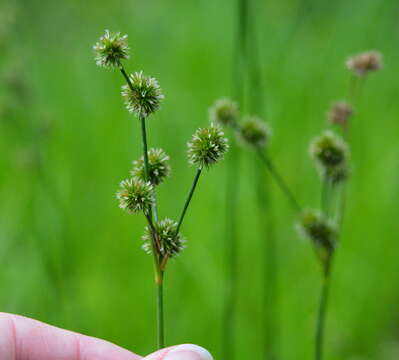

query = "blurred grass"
[{"left": 1, "top": 0, "right": 399, "bottom": 358}]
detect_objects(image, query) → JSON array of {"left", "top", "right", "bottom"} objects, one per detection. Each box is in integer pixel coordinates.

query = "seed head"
[
  {"left": 327, "top": 101, "right": 353, "bottom": 128},
  {"left": 209, "top": 98, "right": 240, "bottom": 127},
  {"left": 142, "top": 218, "right": 185, "bottom": 258},
  {"left": 116, "top": 178, "right": 153, "bottom": 214},
  {"left": 121, "top": 71, "right": 164, "bottom": 118},
  {"left": 297, "top": 209, "right": 336, "bottom": 262},
  {"left": 93, "top": 30, "right": 129, "bottom": 68},
  {"left": 346, "top": 51, "right": 383, "bottom": 77},
  {"left": 310, "top": 130, "right": 348, "bottom": 169},
  {"left": 131, "top": 148, "right": 171, "bottom": 186},
  {"left": 237, "top": 116, "right": 271, "bottom": 148},
  {"left": 187, "top": 124, "right": 229, "bottom": 168}
]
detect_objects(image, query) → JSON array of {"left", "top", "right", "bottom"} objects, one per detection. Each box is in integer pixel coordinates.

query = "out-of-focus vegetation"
[{"left": 1, "top": 0, "right": 399, "bottom": 358}]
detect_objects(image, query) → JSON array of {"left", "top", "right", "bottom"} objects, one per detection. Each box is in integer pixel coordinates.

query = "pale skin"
[{"left": 0, "top": 313, "right": 212, "bottom": 360}]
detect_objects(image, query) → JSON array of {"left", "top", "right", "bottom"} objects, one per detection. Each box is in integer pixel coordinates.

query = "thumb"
[{"left": 144, "top": 344, "right": 213, "bottom": 360}]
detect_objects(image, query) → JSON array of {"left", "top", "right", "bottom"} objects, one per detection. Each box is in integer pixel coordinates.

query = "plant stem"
[
  {"left": 321, "top": 175, "right": 330, "bottom": 216},
  {"left": 120, "top": 63, "right": 164, "bottom": 347},
  {"left": 176, "top": 167, "right": 202, "bottom": 234},
  {"left": 222, "top": 144, "right": 240, "bottom": 360},
  {"left": 257, "top": 150, "right": 301, "bottom": 213},
  {"left": 222, "top": 0, "right": 247, "bottom": 357},
  {"left": 156, "top": 273, "right": 165, "bottom": 348},
  {"left": 315, "top": 255, "right": 333, "bottom": 360}
]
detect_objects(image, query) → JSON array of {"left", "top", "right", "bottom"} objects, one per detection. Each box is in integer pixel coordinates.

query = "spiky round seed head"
[
  {"left": 93, "top": 30, "right": 129, "bottom": 68},
  {"left": 142, "top": 218, "right": 185, "bottom": 258},
  {"left": 297, "top": 209, "right": 336, "bottom": 255},
  {"left": 187, "top": 123, "right": 229, "bottom": 168},
  {"left": 116, "top": 178, "right": 153, "bottom": 214},
  {"left": 310, "top": 130, "right": 348, "bottom": 169},
  {"left": 209, "top": 98, "right": 240, "bottom": 127},
  {"left": 327, "top": 101, "right": 353, "bottom": 127},
  {"left": 131, "top": 148, "right": 171, "bottom": 186},
  {"left": 346, "top": 51, "right": 383, "bottom": 77},
  {"left": 121, "top": 71, "right": 164, "bottom": 118},
  {"left": 237, "top": 116, "right": 271, "bottom": 148}
]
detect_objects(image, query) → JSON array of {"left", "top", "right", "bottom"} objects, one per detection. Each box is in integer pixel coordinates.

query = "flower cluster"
[
  {"left": 310, "top": 130, "right": 349, "bottom": 183},
  {"left": 237, "top": 116, "right": 271, "bottom": 149},
  {"left": 93, "top": 30, "right": 129, "bottom": 68},
  {"left": 209, "top": 98, "right": 239, "bottom": 127},
  {"left": 297, "top": 210, "right": 336, "bottom": 262},
  {"left": 187, "top": 124, "right": 229, "bottom": 168},
  {"left": 116, "top": 178, "right": 153, "bottom": 214},
  {"left": 121, "top": 71, "right": 164, "bottom": 118},
  {"left": 131, "top": 148, "right": 170, "bottom": 186},
  {"left": 142, "top": 218, "right": 185, "bottom": 258},
  {"left": 327, "top": 101, "right": 353, "bottom": 128},
  {"left": 346, "top": 51, "right": 383, "bottom": 77}
]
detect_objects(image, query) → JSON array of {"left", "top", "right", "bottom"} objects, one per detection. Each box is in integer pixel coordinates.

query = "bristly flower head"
[
  {"left": 327, "top": 101, "right": 353, "bottom": 128},
  {"left": 297, "top": 209, "right": 337, "bottom": 264},
  {"left": 187, "top": 123, "right": 229, "bottom": 168},
  {"left": 142, "top": 218, "right": 185, "bottom": 259},
  {"left": 209, "top": 98, "right": 239, "bottom": 127},
  {"left": 121, "top": 71, "right": 164, "bottom": 118},
  {"left": 237, "top": 116, "right": 271, "bottom": 149},
  {"left": 131, "top": 148, "right": 171, "bottom": 186},
  {"left": 346, "top": 51, "right": 383, "bottom": 77},
  {"left": 116, "top": 178, "right": 153, "bottom": 214},
  {"left": 310, "top": 130, "right": 348, "bottom": 169},
  {"left": 93, "top": 30, "right": 129, "bottom": 68}
]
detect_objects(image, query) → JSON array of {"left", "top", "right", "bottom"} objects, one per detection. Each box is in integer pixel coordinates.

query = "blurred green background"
[{"left": 1, "top": 0, "right": 398, "bottom": 358}]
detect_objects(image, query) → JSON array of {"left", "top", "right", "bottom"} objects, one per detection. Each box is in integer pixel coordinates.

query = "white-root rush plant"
[
  {"left": 299, "top": 50, "right": 382, "bottom": 360},
  {"left": 93, "top": 30, "right": 229, "bottom": 349}
]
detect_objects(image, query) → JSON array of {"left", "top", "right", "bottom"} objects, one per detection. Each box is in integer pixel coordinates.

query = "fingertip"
[{"left": 145, "top": 344, "right": 213, "bottom": 360}]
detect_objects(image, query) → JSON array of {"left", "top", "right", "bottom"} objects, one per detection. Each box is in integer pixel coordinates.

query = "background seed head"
[
  {"left": 327, "top": 101, "right": 353, "bottom": 127},
  {"left": 187, "top": 123, "right": 229, "bottom": 168},
  {"left": 131, "top": 148, "right": 171, "bottom": 186},
  {"left": 237, "top": 116, "right": 271, "bottom": 148},
  {"left": 121, "top": 71, "right": 164, "bottom": 118},
  {"left": 142, "top": 218, "right": 185, "bottom": 258},
  {"left": 346, "top": 51, "right": 383, "bottom": 77},
  {"left": 93, "top": 30, "right": 129, "bottom": 68},
  {"left": 297, "top": 209, "right": 336, "bottom": 256},
  {"left": 310, "top": 130, "right": 348, "bottom": 169},
  {"left": 116, "top": 178, "right": 153, "bottom": 214},
  {"left": 209, "top": 98, "right": 239, "bottom": 127}
]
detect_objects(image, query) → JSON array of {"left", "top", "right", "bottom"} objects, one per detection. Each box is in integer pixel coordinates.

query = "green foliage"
[{"left": 1, "top": 0, "right": 398, "bottom": 359}]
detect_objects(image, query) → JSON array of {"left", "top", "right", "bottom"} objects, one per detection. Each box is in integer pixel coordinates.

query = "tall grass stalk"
[{"left": 222, "top": 0, "right": 247, "bottom": 357}]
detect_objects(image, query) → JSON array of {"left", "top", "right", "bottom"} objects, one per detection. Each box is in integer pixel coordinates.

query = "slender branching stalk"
[
  {"left": 94, "top": 30, "right": 229, "bottom": 350},
  {"left": 257, "top": 150, "right": 302, "bottom": 213},
  {"left": 307, "top": 50, "right": 383, "bottom": 360},
  {"left": 176, "top": 168, "right": 202, "bottom": 234}
]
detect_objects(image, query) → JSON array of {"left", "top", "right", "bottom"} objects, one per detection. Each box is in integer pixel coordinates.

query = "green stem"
[
  {"left": 257, "top": 150, "right": 302, "bottom": 213},
  {"left": 321, "top": 175, "right": 330, "bottom": 216},
  {"left": 222, "top": 144, "right": 240, "bottom": 360},
  {"left": 120, "top": 63, "right": 163, "bottom": 347},
  {"left": 156, "top": 274, "right": 165, "bottom": 348},
  {"left": 315, "top": 256, "right": 333, "bottom": 360},
  {"left": 176, "top": 168, "right": 202, "bottom": 234}
]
